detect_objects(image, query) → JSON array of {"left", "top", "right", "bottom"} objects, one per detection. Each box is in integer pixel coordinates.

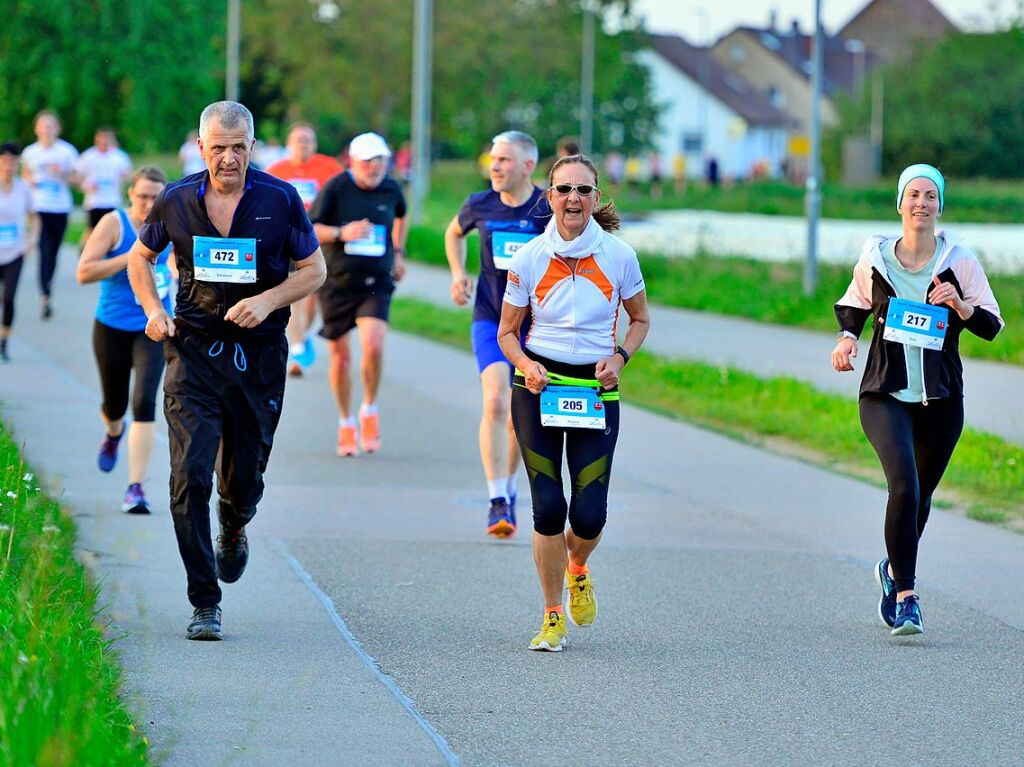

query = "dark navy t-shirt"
[
  {"left": 139, "top": 169, "right": 319, "bottom": 340},
  {"left": 457, "top": 187, "right": 548, "bottom": 322}
]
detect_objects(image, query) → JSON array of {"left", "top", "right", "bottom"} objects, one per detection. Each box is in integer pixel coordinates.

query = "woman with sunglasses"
[
  {"left": 498, "top": 154, "right": 650, "bottom": 651},
  {"left": 832, "top": 164, "right": 1003, "bottom": 636}
]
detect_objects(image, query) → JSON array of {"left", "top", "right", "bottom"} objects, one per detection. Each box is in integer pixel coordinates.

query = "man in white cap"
[{"left": 309, "top": 132, "right": 407, "bottom": 456}]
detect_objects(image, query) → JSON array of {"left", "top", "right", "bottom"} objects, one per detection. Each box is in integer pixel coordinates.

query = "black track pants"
[{"left": 164, "top": 328, "right": 287, "bottom": 608}]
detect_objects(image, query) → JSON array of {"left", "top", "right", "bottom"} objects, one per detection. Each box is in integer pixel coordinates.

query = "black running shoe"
[
  {"left": 186, "top": 605, "right": 223, "bottom": 640},
  {"left": 215, "top": 527, "right": 249, "bottom": 583}
]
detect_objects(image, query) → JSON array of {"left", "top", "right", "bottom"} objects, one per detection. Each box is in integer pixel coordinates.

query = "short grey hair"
[
  {"left": 491, "top": 130, "right": 538, "bottom": 164},
  {"left": 199, "top": 101, "right": 255, "bottom": 142}
]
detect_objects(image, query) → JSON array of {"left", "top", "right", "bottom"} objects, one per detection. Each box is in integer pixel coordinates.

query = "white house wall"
[{"left": 637, "top": 50, "right": 787, "bottom": 180}]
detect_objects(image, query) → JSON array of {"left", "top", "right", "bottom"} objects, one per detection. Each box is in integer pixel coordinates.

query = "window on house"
[{"left": 682, "top": 133, "right": 703, "bottom": 153}]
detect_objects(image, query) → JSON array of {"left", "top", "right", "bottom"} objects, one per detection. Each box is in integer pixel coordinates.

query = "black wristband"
[{"left": 615, "top": 345, "right": 630, "bottom": 365}]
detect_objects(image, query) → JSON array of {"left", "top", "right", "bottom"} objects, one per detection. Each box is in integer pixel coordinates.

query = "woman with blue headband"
[{"left": 831, "top": 164, "right": 1004, "bottom": 637}]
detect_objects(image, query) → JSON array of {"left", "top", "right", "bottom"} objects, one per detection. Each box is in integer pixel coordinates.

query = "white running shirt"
[
  {"left": 77, "top": 146, "right": 132, "bottom": 210},
  {"left": 21, "top": 139, "right": 79, "bottom": 213},
  {"left": 504, "top": 230, "right": 645, "bottom": 364}
]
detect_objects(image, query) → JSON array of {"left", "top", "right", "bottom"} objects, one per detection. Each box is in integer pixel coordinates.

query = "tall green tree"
[
  {"left": 239, "top": 0, "right": 658, "bottom": 157},
  {"left": 0, "top": 0, "right": 219, "bottom": 153},
  {"left": 826, "top": 26, "right": 1024, "bottom": 179}
]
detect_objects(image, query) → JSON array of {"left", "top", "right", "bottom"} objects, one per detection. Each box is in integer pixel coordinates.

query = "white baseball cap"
[{"left": 349, "top": 132, "right": 391, "bottom": 161}]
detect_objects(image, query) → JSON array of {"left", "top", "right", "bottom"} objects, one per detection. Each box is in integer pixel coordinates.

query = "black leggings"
[
  {"left": 860, "top": 393, "right": 964, "bottom": 593},
  {"left": 1, "top": 256, "right": 23, "bottom": 328},
  {"left": 92, "top": 320, "right": 165, "bottom": 423},
  {"left": 511, "top": 355, "right": 620, "bottom": 540},
  {"left": 38, "top": 212, "right": 68, "bottom": 298}
]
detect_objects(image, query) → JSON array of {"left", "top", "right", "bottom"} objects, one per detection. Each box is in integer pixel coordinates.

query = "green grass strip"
[
  {"left": 390, "top": 297, "right": 1023, "bottom": 527},
  {"left": 0, "top": 422, "right": 148, "bottom": 765}
]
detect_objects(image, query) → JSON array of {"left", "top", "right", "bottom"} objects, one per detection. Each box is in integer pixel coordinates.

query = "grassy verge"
[
  {"left": 390, "top": 297, "right": 1023, "bottom": 529},
  {"left": 639, "top": 253, "right": 1023, "bottom": 366},
  {"left": 0, "top": 422, "right": 147, "bottom": 765}
]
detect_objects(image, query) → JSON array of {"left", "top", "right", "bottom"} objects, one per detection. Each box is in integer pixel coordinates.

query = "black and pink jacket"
[{"left": 835, "top": 231, "right": 1004, "bottom": 401}]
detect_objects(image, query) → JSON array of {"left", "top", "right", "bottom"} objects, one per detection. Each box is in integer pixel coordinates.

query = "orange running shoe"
[
  {"left": 359, "top": 412, "right": 381, "bottom": 453},
  {"left": 337, "top": 424, "right": 358, "bottom": 457}
]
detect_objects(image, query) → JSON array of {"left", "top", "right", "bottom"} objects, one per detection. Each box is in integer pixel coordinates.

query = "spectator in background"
[
  {"left": 605, "top": 151, "right": 625, "bottom": 190},
  {"left": 648, "top": 151, "right": 663, "bottom": 199},
  {"left": 672, "top": 153, "right": 687, "bottom": 195},
  {"left": 254, "top": 135, "right": 287, "bottom": 169},
  {"left": 705, "top": 155, "right": 720, "bottom": 187},
  {"left": 394, "top": 141, "right": 412, "bottom": 184}
]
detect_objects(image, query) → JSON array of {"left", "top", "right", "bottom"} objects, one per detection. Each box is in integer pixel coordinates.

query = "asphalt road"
[{"left": 2, "top": 248, "right": 1022, "bottom": 766}]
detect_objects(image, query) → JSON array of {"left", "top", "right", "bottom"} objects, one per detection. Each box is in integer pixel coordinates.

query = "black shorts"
[
  {"left": 318, "top": 283, "right": 393, "bottom": 340},
  {"left": 88, "top": 208, "right": 116, "bottom": 228}
]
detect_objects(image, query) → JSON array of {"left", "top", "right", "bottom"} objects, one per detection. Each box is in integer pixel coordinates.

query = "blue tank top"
[{"left": 95, "top": 209, "right": 173, "bottom": 331}]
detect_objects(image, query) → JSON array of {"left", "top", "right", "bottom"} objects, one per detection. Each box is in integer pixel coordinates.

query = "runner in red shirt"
[{"left": 267, "top": 122, "right": 343, "bottom": 376}]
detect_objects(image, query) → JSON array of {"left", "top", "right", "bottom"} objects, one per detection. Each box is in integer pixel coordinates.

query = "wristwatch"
[
  {"left": 836, "top": 330, "right": 857, "bottom": 341},
  {"left": 615, "top": 345, "right": 630, "bottom": 364}
]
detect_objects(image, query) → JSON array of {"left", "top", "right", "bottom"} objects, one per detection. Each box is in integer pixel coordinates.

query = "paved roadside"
[
  {"left": 3, "top": 248, "right": 1023, "bottom": 765},
  {"left": 400, "top": 262, "right": 1024, "bottom": 445}
]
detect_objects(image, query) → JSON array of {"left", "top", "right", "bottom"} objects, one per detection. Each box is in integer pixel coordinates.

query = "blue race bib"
[
  {"left": 883, "top": 297, "right": 948, "bottom": 351},
  {"left": 344, "top": 224, "right": 387, "bottom": 257},
  {"left": 539, "top": 385, "right": 606, "bottom": 429},
  {"left": 0, "top": 224, "right": 17, "bottom": 247},
  {"left": 193, "top": 236, "right": 257, "bottom": 284},
  {"left": 491, "top": 231, "right": 535, "bottom": 270},
  {"left": 288, "top": 179, "right": 318, "bottom": 206}
]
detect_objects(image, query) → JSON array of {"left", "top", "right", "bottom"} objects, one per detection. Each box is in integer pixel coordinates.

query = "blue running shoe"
[
  {"left": 875, "top": 557, "right": 897, "bottom": 627},
  {"left": 892, "top": 594, "right": 923, "bottom": 636},
  {"left": 97, "top": 432, "right": 123, "bottom": 473},
  {"left": 122, "top": 483, "right": 151, "bottom": 515},
  {"left": 508, "top": 492, "right": 517, "bottom": 528},
  {"left": 487, "top": 497, "right": 515, "bottom": 538},
  {"left": 301, "top": 336, "right": 316, "bottom": 367}
]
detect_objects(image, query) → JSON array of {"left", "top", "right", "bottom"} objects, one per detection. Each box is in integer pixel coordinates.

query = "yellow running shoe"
[
  {"left": 528, "top": 611, "right": 568, "bottom": 652},
  {"left": 565, "top": 569, "right": 597, "bottom": 627}
]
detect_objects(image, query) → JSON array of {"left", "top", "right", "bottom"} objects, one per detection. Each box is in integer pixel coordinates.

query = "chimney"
[
  {"left": 790, "top": 18, "right": 801, "bottom": 36},
  {"left": 769, "top": 8, "right": 778, "bottom": 32}
]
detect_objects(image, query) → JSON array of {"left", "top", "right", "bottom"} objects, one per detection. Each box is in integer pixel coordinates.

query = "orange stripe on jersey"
[
  {"left": 575, "top": 256, "right": 614, "bottom": 302},
  {"left": 534, "top": 258, "right": 572, "bottom": 305}
]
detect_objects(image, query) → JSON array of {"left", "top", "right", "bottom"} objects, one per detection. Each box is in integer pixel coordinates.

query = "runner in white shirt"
[
  {"left": 77, "top": 127, "right": 132, "bottom": 231},
  {"left": 21, "top": 110, "right": 78, "bottom": 319},
  {"left": 0, "top": 142, "right": 39, "bottom": 361},
  {"left": 498, "top": 153, "right": 650, "bottom": 652}
]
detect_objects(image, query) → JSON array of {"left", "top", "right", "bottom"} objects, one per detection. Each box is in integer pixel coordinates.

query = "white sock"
[
  {"left": 507, "top": 472, "right": 519, "bottom": 500},
  {"left": 359, "top": 402, "right": 378, "bottom": 417},
  {"left": 289, "top": 342, "right": 305, "bottom": 356},
  {"left": 339, "top": 416, "right": 356, "bottom": 427},
  {"left": 488, "top": 478, "right": 509, "bottom": 502}
]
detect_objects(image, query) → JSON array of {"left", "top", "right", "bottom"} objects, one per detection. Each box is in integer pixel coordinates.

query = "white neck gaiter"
[{"left": 543, "top": 216, "right": 603, "bottom": 260}]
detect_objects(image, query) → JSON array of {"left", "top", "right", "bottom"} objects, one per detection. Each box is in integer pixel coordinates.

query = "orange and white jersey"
[{"left": 504, "top": 229, "right": 645, "bottom": 364}]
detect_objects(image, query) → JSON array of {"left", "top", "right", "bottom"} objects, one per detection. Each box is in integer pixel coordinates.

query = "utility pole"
[
  {"left": 804, "top": 0, "right": 823, "bottom": 296},
  {"left": 411, "top": 0, "right": 433, "bottom": 224},
  {"left": 580, "top": 4, "right": 595, "bottom": 155},
  {"left": 226, "top": 0, "right": 240, "bottom": 101}
]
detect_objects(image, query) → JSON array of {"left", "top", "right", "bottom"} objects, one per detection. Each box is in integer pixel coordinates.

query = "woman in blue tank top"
[{"left": 77, "top": 166, "right": 175, "bottom": 514}]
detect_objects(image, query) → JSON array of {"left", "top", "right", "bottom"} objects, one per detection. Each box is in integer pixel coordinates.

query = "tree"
[
  {"left": 826, "top": 27, "right": 1024, "bottom": 179},
  {"left": 238, "top": 0, "right": 658, "bottom": 157},
  {"left": 0, "top": 0, "right": 219, "bottom": 153}
]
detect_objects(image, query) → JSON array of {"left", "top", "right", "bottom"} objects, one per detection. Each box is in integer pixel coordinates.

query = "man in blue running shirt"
[{"left": 444, "top": 131, "right": 547, "bottom": 538}]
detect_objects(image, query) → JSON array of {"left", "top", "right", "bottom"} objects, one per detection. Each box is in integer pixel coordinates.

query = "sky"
[{"left": 631, "top": 0, "right": 1018, "bottom": 44}]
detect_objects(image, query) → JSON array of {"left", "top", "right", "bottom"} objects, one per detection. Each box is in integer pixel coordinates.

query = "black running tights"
[{"left": 859, "top": 393, "right": 964, "bottom": 593}]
